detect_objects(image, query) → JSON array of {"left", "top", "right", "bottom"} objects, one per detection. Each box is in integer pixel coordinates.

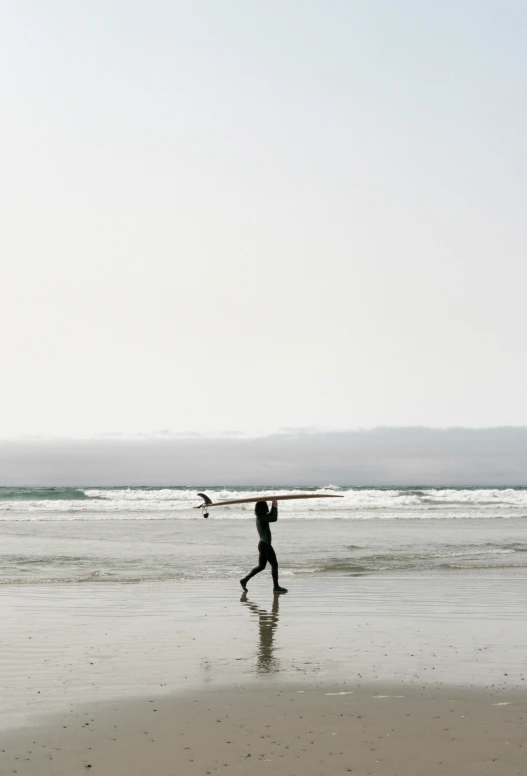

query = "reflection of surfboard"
[{"left": 195, "top": 493, "right": 342, "bottom": 509}]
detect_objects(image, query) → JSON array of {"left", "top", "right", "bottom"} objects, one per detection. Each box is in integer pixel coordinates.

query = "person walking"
[{"left": 240, "top": 499, "right": 288, "bottom": 593}]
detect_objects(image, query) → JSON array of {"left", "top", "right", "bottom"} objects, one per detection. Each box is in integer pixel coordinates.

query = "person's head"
[{"left": 255, "top": 501, "right": 269, "bottom": 517}]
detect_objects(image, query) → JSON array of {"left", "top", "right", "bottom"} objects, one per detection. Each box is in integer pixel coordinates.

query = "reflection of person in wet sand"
[{"left": 241, "top": 592, "right": 280, "bottom": 673}]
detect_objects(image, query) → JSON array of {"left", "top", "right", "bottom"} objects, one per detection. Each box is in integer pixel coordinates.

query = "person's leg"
[
  {"left": 240, "top": 543, "right": 267, "bottom": 591},
  {"left": 266, "top": 544, "right": 279, "bottom": 588},
  {"left": 266, "top": 545, "right": 287, "bottom": 593}
]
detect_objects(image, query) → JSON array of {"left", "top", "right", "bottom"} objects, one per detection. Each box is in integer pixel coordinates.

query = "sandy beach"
[
  {"left": 2, "top": 684, "right": 525, "bottom": 776},
  {"left": 1, "top": 577, "right": 526, "bottom": 774}
]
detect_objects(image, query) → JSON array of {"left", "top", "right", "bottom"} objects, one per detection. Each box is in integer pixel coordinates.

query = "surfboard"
[{"left": 195, "top": 492, "right": 343, "bottom": 508}]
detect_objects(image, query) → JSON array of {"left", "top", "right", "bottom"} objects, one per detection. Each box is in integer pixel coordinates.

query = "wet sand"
[{"left": 1, "top": 578, "right": 526, "bottom": 773}]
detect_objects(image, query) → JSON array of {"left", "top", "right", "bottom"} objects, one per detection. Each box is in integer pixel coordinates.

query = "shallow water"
[{"left": 1, "top": 515, "right": 527, "bottom": 584}]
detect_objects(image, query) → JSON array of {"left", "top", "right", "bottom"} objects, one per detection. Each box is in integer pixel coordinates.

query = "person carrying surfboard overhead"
[{"left": 240, "top": 499, "right": 288, "bottom": 594}]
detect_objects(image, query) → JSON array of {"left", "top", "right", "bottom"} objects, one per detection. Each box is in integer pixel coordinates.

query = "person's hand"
[{"left": 272, "top": 498, "right": 277, "bottom": 507}]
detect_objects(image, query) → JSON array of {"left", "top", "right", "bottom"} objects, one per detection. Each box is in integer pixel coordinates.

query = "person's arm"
[{"left": 268, "top": 498, "right": 278, "bottom": 522}]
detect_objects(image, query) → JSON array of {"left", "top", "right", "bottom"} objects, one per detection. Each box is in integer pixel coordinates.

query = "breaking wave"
[{"left": 2, "top": 486, "right": 527, "bottom": 520}]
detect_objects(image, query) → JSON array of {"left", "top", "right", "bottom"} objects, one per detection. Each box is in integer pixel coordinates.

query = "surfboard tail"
[{"left": 197, "top": 492, "right": 212, "bottom": 518}]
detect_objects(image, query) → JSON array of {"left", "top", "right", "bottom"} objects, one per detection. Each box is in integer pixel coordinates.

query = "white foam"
[{"left": 2, "top": 486, "right": 527, "bottom": 521}]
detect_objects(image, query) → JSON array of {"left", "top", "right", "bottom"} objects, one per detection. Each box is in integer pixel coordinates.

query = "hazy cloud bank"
[{"left": 1, "top": 428, "right": 527, "bottom": 486}]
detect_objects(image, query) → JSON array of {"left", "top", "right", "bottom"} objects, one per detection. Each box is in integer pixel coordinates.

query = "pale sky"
[{"left": 2, "top": 1, "right": 526, "bottom": 439}]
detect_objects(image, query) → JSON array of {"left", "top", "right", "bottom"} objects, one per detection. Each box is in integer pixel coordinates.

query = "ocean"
[{"left": 1, "top": 486, "right": 527, "bottom": 584}]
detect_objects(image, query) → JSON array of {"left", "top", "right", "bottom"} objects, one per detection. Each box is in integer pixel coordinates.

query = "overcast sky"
[{"left": 2, "top": 1, "right": 526, "bottom": 440}]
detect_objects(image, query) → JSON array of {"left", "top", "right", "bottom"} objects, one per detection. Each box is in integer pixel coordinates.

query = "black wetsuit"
[{"left": 243, "top": 505, "right": 279, "bottom": 587}]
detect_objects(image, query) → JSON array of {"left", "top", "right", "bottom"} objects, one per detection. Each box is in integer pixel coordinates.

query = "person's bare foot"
[
  {"left": 240, "top": 579, "right": 248, "bottom": 592},
  {"left": 273, "top": 586, "right": 288, "bottom": 593}
]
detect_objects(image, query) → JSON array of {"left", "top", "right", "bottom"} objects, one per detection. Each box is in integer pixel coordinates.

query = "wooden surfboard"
[{"left": 194, "top": 493, "right": 343, "bottom": 508}]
